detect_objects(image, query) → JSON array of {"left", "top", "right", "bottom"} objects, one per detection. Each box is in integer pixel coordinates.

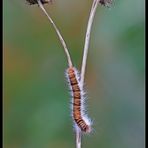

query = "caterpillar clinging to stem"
[
  {"left": 26, "top": 0, "right": 112, "bottom": 147},
  {"left": 27, "top": 0, "right": 92, "bottom": 135},
  {"left": 67, "top": 67, "right": 92, "bottom": 133},
  {"left": 26, "top": 1, "right": 92, "bottom": 147}
]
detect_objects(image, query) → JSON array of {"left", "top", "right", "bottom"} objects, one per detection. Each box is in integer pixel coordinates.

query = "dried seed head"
[
  {"left": 99, "top": 0, "right": 112, "bottom": 7},
  {"left": 26, "top": 0, "right": 52, "bottom": 5}
]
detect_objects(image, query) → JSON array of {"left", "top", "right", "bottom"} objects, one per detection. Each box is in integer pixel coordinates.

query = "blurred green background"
[{"left": 3, "top": 0, "right": 145, "bottom": 148}]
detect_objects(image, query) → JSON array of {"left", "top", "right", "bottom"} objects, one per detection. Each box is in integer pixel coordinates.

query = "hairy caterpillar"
[{"left": 66, "top": 67, "right": 92, "bottom": 133}]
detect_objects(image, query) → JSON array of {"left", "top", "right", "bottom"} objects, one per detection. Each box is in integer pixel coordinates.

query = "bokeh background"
[{"left": 3, "top": 0, "right": 145, "bottom": 148}]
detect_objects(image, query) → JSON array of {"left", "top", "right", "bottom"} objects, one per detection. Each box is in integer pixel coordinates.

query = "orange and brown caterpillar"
[{"left": 66, "top": 67, "right": 92, "bottom": 133}]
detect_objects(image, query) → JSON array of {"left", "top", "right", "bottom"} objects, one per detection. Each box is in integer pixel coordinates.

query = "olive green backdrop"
[{"left": 3, "top": 0, "right": 145, "bottom": 148}]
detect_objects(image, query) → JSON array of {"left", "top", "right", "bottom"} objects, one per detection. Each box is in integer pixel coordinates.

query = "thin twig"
[
  {"left": 76, "top": 130, "right": 81, "bottom": 148},
  {"left": 37, "top": 1, "right": 99, "bottom": 148},
  {"left": 37, "top": 0, "right": 73, "bottom": 67},
  {"left": 76, "top": 1, "right": 99, "bottom": 147},
  {"left": 80, "top": 0, "right": 99, "bottom": 86}
]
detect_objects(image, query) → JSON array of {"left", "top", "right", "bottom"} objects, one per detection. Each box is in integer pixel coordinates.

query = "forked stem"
[
  {"left": 37, "top": 0, "right": 73, "bottom": 67},
  {"left": 27, "top": 1, "right": 111, "bottom": 148},
  {"left": 37, "top": 1, "right": 99, "bottom": 148}
]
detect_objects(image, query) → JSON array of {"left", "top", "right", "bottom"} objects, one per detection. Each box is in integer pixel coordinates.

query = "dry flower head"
[
  {"left": 99, "top": 0, "right": 112, "bottom": 6},
  {"left": 26, "top": 0, "right": 52, "bottom": 5}
]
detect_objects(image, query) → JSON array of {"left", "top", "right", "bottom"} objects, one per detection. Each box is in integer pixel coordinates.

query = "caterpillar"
[{"left": 66, "top": 67, "right": 92, "bottom": 133}]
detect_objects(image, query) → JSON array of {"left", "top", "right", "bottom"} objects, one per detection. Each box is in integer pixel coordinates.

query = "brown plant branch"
[{"left": 28, "top": 0, "right": 73, "bottom": 67}]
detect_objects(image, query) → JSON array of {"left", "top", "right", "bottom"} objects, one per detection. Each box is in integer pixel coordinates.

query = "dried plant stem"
[
  {"left": 80, "top": 0, "right": 99, "bottom": 85},
  {"left": 37, "top": 1, "right": 99, "bottom": 148},
  {"left": 76, "top": 130, "right": 81, "bottom": 148},
  {"left": 76, "top": 1, "right": 99, "bottom": 148},
  {"left": 37, "top": 0, "right": 73, "bottom": 67}
]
